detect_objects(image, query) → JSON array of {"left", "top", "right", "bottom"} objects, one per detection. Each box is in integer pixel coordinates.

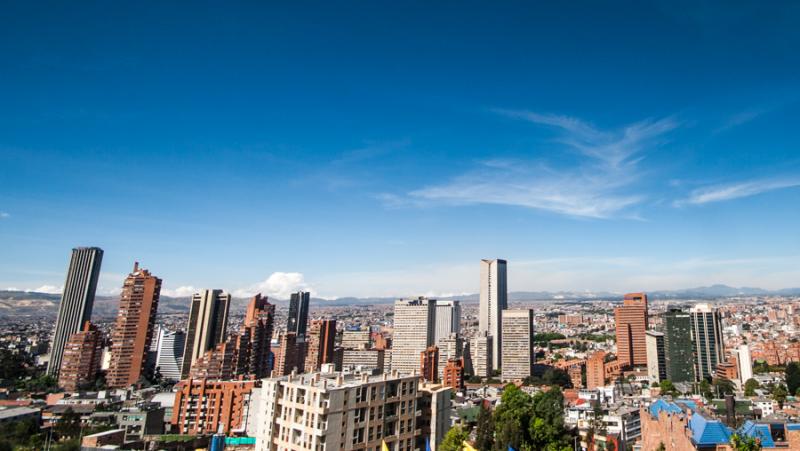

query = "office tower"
[
  {"left": 155, "top": 328, "right": 185, "bottom": 381},
  {"left": 587, "top": 351, "right": 606, "bottom": 389},
  {"left": 273, "top": 332, "right": 308, "bottom": 376},
  {"left": 614, "top": 292, "right": 649, "bottom": 368},
  {"left": 58, "top": 321, "right": 102, "bottom": 391},
  {"left": 304, "top": 319, "right": 337, "bottom": 373},
  {"left": 663, "top": 308, "right": 695, "bottom": 383},
  {"left": 471, "top": 332, "right": 493, "bottom": 378},
  {"left": 233, "top": 294, "right": 275, "bottom": 379},
  {"left": 420, "top": 346, "right": 439, "bottom": 382},
  {"left": 181, "top": 289, "right": 231, "bottom": 378},
  {"left": 690, "top": 303, "right": 725, "bottom": 381},
  {"left": 437, "top": 334, "right": 463, "bottom": 380},
  {"left": 735, "top": 345, "right": 753, "bottom": 385},
  {"left": 645, "top": 331, "right": 666, "bottom": 384},
  {"left": 435, "top": 300, "right": 461, "bottom": 343},
  {"left": 107, "top": 262, "right": 162, "bottom": 388},
  {"left": 341, "top": 330, "right": 371, "bottom": 350},
  {"left": 341, "top": 348, "right": 385, "bottom": 373},
  {"left": 287, "top": 291, "right": 310, "bottom": 337},
  {"left": 255, "top": 370, "right": 451, "bottom": 451},
  {"left": 48, "top": 247, "right": 104, "bottom": 377},
  {"left": 391, "top": 297, "right": 436, "bottom": 375},
  {"left": 172, "top": 379, "right": 258, "bottom": 435},
  {"left": 479, "top": 259, "right": 507, "bottom": 370},
  {"left": 500, "top": 309, "right": 534, "bottom": 382},
  {"left": 443, "top": 358, "right": 465, "bottom": 391}
]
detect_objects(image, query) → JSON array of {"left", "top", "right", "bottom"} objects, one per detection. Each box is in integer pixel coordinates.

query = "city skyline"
[{"left": 2, "top": 2, "right": 800, "bottom": 299}]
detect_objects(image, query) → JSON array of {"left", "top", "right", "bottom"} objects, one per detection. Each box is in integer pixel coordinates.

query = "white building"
[
  {"left": 471, "top": 332, "right": 493, "bottom": 378},
  {"left": 501, "top": 309, "right": 534, "bottom": 382},
  {"left": 645, "top": 331, "right": 666, "bottom": 384},
  {"left": 436, "top": 334, "right": 462, "bottom": 381},
  {"left": 155, "top": 328, "right": 185, "bottom": 381},
  {"left": 390, "top": 297, "right": 436, "bottom": 375},
  {"left": 479, "top": 259, "right": 507, "bottom": 371},
  {"left": 435, "top": 300, "right": 461, "bottom": 344},
  {"left": 735, "top": 344, "right": 753, "bottom": 387},
  {"left": 255, "top": 369, "right": 451, "bottom": 451},
  {"left": 341, "top": 330, "right": 371, "bottom": 350}
]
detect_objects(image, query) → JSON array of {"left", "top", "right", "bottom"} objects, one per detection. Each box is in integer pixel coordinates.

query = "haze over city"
[{"left": 2, "top": 2, "right": 799, "bottom": 299}]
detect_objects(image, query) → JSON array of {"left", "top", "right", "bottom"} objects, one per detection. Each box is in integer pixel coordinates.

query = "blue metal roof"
[
  {"left": 738, "top": 421, "right": 774, "bottom": 448},
  {"left": 689, "top": 414, "right": 732, "bottom": 446},
  {"left": 649, "top": 399, "right": 683, "bottom": 418},
  {"left": 787, "top": 424, "right": 800, "bottom": 431}
]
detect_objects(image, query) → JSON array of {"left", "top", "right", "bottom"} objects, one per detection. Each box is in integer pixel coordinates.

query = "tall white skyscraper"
[
  {"left": 155, "top": 328, "right": 185, "bottom": 381},
  {"left": 735, "top": 344, "right": 753, "bottom": 387},
  {"left": 435, "top": 300, "right": 461, "bottom": 343},
  {"left": 690, "top": 303, "right": 725, "bottom": 381},
  {"left": 479, "top": 259, "right": 507, "bottom": 370},
  {"left": 391, "top": 297, "right": 436, "bottom": 375}
]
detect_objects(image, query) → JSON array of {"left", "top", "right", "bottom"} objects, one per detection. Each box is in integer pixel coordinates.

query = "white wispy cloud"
[
  {"left": 393, "top": 110, "right": 678, "bottom": 218},
  {"left": 0, "top": 212, "right": 9, "bottom": 219},
  {"left": 679, "top": 178, "right": 800, "bottom": 205},
  {"left": 31, "top": 285, "right": 63, "bottom": 294},
  {"left": 161, "top": 286, "right": 199, "bottom": 297},
  {"left": 234, "top": 272, "right": 315, "bottom": 299}
]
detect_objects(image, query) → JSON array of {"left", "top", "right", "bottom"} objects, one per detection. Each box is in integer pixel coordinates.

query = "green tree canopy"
[
  {"left": 786, "top": 362, "right": 800, "bottom": 396},
  {"left": 744, "top": 378, "right": 760, "bottom": 396},
  {"left": 731, "top": 433, "right": 762, "bottom": 450},
  {"left": 440, "top": 426, "right": 470, "bottom": 451}
]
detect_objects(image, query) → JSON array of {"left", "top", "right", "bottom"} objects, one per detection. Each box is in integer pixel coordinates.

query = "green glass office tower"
[{"left": 663, "top": 308, "right": 695, "bottom": 383}]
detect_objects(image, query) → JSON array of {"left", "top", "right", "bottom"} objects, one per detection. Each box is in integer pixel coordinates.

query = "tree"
[
  {"left": 730, "top": 433, "right": 762, "bottom": 450},
  {"left": 440, "top": 426, "right": 469, "bottom": 451},
  {"left": 492, "top": 385, "right": 533, "bottom": 451},
  {"left": 698, "top": 379, "right": 713, "bottom": 400},
  {"left": 773, "top": 384, "right": 788, "bottom": 409},
  {"left": 474, "top": 402, "right": 494, "bottom": 451},
  {"left": 713, "top": 378, "right": 735, "bottom": 397},
  {"left": 655, "top": 443, "right": 666, "bottom": 451},
  {"left": 659, "top": 379, "right": 678, "bottom": 396},
  {"left": 744, "top": 378, "right": 760, "bottom": 396},
  {"left": 55, "top": 408, "right": 81, "bottom": 440},
  {"left": 786, "top": 362, "right": 800, "bottom": 396}
]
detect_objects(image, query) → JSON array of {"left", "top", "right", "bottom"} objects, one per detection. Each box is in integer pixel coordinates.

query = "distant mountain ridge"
[{"left": 2, "top": 284, "right": 799, "bottom": 318}]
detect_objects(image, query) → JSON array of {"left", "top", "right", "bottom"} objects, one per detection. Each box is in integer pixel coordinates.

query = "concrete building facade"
[
  {"left": 500, "top": 309, "right": 534, "bottom": 382},
  {"left": 48, "top": 247, "right": 104, "bottom": 377},
  {"left": 479, "top": 259, "right": 507, "bottom": 371},
  {"left": 390, "top": 297, "right": 436, "bottom": 376},
  {"left": 181, "top": 289, "right": 231, "bottom": 378}
]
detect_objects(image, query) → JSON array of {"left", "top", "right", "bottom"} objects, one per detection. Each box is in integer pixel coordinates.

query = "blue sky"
[{"left": 2, "top": 1, "right": 800, "bottom": 298}]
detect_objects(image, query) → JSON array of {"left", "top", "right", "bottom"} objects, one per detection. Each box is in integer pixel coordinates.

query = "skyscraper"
[
  {"left": 58, "top": 321, "right": 103, "bottom": 392},
  {"left": 500, "top": 309, "right": 534, "bottom": 382},
  {"left": 663, "top": 308, "right": 694, "bottom": 383},
  {"left": 233, "top": 293, "right": 275, "bottom": 379},
  {"left": 304, "top": 319, "right": 337, "bottom": 373},
  {"left": 614, "top": 292, "right": 649, "bottom": 368},
  {"left": 48, "top": 247, "right": 104, "bottom": 377},
  {"left": 181, "top": 289, "right": 231, "bottom": 378},
  {"left": 690, "top": 303, "right": 725, "bottom": 381},
  {"left": 288, "top": 291, "right": 311, "bottom": 338},
  {"left": 391, "top": 297, "right": 436, "bottom": 375},
  {"left": 479, "top": 259, "right": 507, "bottom": 371},
  {"left": 645, "top": 331, "right": 666, "bottom": 384},
  {"left": 435, "top": 300, "right": 461, "bottom": 343},
  {"left": 155, "top": 328, "right": 185, "bottom": 382},
  {"left": 107, "top": 262, "right": 162, "bottom": 388},
  {"left": 735, "top": 345, "right": 753, "bottom": 387}
]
